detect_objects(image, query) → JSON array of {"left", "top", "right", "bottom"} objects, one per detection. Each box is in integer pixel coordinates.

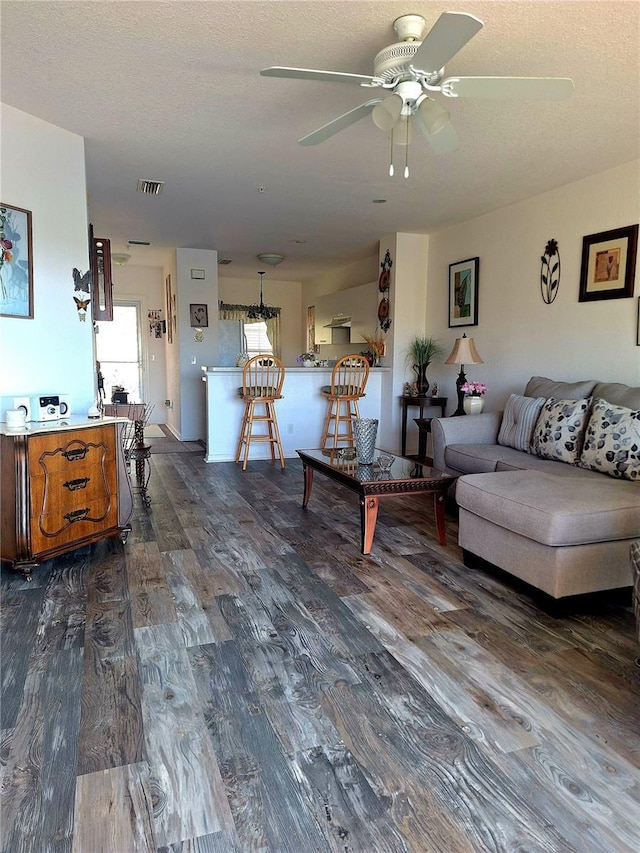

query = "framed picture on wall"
[
  {"left": 578, "top": 224, "right": 638, "bottom": 302},
  {"left": 189, "top": 303, "right": 208, "bottom": 327},
  {"left": 448, "top": 256, "right": 479, "bottom": 327},
  {"left": 0, "top": 202, "right": 34, "bottom": 319},
  {"left": 165, "top": 274, "right": 173, "bottom": 343}
]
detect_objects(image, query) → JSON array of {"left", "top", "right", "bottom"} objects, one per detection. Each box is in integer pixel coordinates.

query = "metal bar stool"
[
  {"left": 320, "top": 355, "right": 370, "bottom": 449},
  {"left": 235, "top": 355, "right": 286, "bottom": 471}
]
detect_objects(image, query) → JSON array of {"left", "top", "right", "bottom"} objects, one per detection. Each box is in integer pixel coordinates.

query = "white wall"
[
  {"left": 218, "top": 275, "right": 302, "bottom": 366},
  {"left": 379, "top": 233, "right": 431, "bottom": 452},
  {"left": 174, "top": 248, "right": 219, "bottom": 441},
  {"left": 425, "top": 160, "right": 640, "bottom": 414},
  {"left": 0, "top": 104, "right": 95, "bottom": 419}
]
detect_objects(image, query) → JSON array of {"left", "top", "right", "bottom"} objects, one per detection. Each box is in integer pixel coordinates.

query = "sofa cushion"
[
  {"left": 631, "top": 542, "right": 640, "bottom": 643},
  {"left": 579, "top": 397, "right": 640, "bottom": 481},
  {"left": 592, "top": 381, "right": 640, "bottom": 410},
  {"left": 456, "top": 471, "right": 640, "bottom": 547},
  {"left": 524, "top": 376, "right": 596, "bottom": 399},
  {"left": 497, "top": 393, "right": 546, "bottom": 452},
  {"left": 494, "top": 454, "right": 604, "bottom": 478},
  {"left": 445, "top": 442, "right": 609, "bottom": 479},
  {"left": 444, "top": 444, "right": 532, "bottom": 474},
  {"left": 531, "top": 397, "right": 592, "bottom": 465}
]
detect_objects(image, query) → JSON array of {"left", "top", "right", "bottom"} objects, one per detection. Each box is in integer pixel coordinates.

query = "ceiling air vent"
[
  {"left": 218, "top": 258, "right": 232, "bottom": 265},
  {"left": 136, "top": 179, "right": 164, "bottom": 196}
]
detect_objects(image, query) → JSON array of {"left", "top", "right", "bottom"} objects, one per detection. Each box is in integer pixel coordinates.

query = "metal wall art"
[
  {"left": 378, "top": 249, "right": 392, "bottom": 332},
  {"left": 540, "top": 238, "right": 560, "bottom": 304}
]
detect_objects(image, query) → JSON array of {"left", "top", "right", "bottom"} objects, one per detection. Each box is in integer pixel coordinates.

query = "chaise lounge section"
[{"left": 432, "top": 376, "right": 640, "bottom": 600}]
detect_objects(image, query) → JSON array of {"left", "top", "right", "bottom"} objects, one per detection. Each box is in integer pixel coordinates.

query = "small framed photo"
[
  {"left": 579, "top": 224, "right": 638, "bottom": 302},
  {"left": 189, "top": 303, "right": 208, "bottom": 327},
  {"left": 0, "top": 202, "right": 34, "bottom": 318},
  {"left": 449, "top": 256, "right": 479, "bottom": 327}
]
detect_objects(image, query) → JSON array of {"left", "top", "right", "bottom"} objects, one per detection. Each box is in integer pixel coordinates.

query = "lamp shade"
[{"left": 444, "top": 335, "right": 483, "bottom": 365}]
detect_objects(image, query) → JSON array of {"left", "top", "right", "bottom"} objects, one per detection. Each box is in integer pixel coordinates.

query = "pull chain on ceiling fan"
[{"left": 261, "top": 11, "right": 574, "bottom": 176}]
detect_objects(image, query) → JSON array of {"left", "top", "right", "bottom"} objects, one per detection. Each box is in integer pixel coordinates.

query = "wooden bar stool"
[
  {"left": 235, "top": 355, "right": 286, "bottom": 471},
  {"left": 320, "top": 354, "right": 370, "bottom": 449}
]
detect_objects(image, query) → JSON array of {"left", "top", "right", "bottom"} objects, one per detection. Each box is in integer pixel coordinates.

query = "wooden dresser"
[{"left": 1, "top": 417, "right": 133, "bottom": 577}]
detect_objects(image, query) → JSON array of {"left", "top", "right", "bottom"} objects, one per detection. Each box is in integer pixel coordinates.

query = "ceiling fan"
[{"left": 261, "top": 11, "right": 574, "bottom": 175}]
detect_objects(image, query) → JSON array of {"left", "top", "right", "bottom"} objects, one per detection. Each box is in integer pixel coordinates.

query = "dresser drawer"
[
  {"left": 28, "top": 426, "right": 115, "bottom": 474},
  {"left": 30, "top": 460, "right": 110, "bottom": 509},
  {"left": 30, "top": 461, "right": 117, "bottom": 524},
  {"left": 29, "top": 500, "right": 119, "bottom": 555}
]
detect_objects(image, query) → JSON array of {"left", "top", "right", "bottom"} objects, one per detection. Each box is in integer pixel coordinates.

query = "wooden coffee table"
[{"left": 296, "top": 447, "right": 455, "bottom": 554}]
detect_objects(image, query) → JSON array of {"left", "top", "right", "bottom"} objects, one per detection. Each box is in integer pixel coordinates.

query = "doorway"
[{"left": 96, "top": 301, "right": 144, "bottom": 403}]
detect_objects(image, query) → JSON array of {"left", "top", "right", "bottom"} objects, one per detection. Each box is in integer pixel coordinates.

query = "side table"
[{"left": 399, "top": 395, "right": 447, "bottom": 457}]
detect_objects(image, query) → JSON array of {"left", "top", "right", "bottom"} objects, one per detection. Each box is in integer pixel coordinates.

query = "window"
[{"left": 244, "top": 321, "right": 273, "bottom": 358}]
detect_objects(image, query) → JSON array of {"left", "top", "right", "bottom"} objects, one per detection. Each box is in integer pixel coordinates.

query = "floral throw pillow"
[
  {"left": 579, "top": 398, "right": 640, "bottom": 480},
  {"left": 531, "top": 397, "right": 592, "bottom": 464}
]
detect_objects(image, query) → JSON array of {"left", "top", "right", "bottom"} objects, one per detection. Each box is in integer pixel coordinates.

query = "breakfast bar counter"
[{"left": 201, "top": 366, "right": 388, "bottom": 463}]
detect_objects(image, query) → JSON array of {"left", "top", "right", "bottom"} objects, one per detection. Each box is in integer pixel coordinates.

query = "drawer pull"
[
  {"left": 63, "top": 508, "right": 90, "bottom": 523},
  {"left": 62, "top": 447, "right": 88, "bottom": 462},
  {"left": 63, "top": 477, "right": 90, "bottom": 491}
]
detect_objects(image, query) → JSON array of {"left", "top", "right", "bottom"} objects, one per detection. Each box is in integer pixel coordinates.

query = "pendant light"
[{"left": 247, "top": 271, "right": 278, "bottom": 321}]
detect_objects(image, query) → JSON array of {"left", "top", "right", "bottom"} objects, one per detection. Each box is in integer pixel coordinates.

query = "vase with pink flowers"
[{"left": 461, "top": 380, "right": 487, "bottom": 415}]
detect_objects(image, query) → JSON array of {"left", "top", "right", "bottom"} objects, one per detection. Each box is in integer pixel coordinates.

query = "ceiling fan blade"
[
  {"left": 412, "top": 12, "right": 483, "bottom": 73},
  {"left": 443, "top": 76, "right": 575, "bottom": 100},
  {"left": 261, "top": 66, "right": 375, "bottom": 85},
  {"left": 298, "top": 99, "right": 382, "bottom": 145},
  {"left": 413, "top": 112, "right": 459, "bottom": 155}
]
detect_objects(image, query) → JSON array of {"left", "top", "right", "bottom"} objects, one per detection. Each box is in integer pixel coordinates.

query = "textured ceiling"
[{"left": 2, "top": 1, "right": 639, "bottom": 280}]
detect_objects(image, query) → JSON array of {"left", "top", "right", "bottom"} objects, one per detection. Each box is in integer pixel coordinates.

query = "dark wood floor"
[{"left": 2, "top": 448, "right": 639, "bottom": 852}]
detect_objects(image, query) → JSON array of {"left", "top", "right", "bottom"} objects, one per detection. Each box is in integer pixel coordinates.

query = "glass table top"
[{"left": 298, "top": 447, "right": 450, "bottom": 484}]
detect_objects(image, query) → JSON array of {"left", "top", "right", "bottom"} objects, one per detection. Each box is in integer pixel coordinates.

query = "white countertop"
[
  {"left": 201, "top": 365, "right": 389, "bottom": 373},
  {"left": 0, "top": 415, "right": 127, "bottom": 437}
]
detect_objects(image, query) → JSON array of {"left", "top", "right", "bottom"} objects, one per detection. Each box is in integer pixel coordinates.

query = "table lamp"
[{"left": 444, "top": 333, "right": 484, "bottom": 416}]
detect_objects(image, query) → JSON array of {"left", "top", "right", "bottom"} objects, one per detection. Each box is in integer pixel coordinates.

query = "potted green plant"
[{"left": 406, "top": 335, "right": 443, "bottom": 395}]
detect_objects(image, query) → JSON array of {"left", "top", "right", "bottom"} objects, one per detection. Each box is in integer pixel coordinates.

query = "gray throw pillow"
[
  {"left": 579, "top": 397, "right": 640, "bottom": 481},
  {"left": 497, "top": 394, "right": 546, "bottom": 452},
  {"left": 531, "top": 397, "right": 592, "bottom": 464}
]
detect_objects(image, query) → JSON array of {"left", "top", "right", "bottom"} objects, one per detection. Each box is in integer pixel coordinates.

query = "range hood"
[{"left": 324, "top": 315, "right": 352, "bottom": 328}]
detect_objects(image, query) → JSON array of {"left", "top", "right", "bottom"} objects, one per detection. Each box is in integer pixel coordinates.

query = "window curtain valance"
[{"left": 218, "top": 301, "right": 281, "bottom": 357}]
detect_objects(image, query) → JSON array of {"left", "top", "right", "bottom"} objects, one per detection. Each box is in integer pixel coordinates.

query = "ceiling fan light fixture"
[
  {"left": 393, "top": 114, "right": 413, "bottom": 146},
  {"left": 257, "top": 252, "right": 285, "bottom": 266},
  {"left": 418, "top": 98, "right": 451, "bottom": 135},
  {"left": 372, "top": 93, "right": 403, "bottom": 131}
]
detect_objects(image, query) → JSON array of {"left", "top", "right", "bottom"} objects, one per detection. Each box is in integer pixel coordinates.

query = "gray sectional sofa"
[{"left": 431, "top": 376, "right": 640, "bottom": 600}]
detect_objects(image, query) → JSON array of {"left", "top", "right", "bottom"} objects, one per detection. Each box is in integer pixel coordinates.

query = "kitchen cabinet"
[
  {"left": 314, "top": 281, "right": 378, "bottom": 345},
  {"left": 1, "top": 418, "right": 133, "bottom": 577}
]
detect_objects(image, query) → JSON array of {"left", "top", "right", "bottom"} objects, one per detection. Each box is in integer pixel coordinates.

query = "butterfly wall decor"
[{"left": 72, "top": 267, "right": 91, "bottom": 321}]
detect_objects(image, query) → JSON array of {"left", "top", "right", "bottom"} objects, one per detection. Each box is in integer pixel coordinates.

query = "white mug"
[{"left": 6, "top": 408, "right": 27, "bottom": 429}]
